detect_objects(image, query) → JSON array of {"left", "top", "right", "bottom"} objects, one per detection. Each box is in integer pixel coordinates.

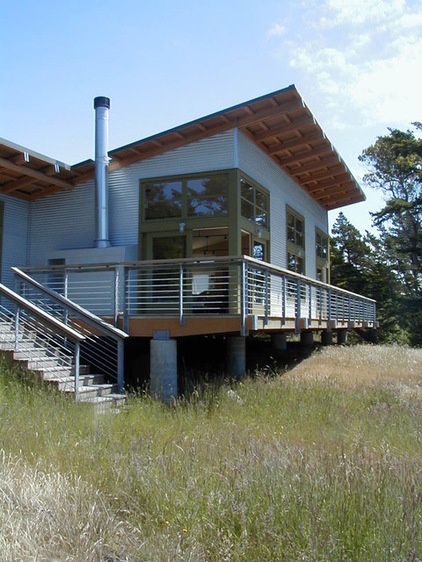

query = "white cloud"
[
  {"left": 267, "top": 23, "right": 286, "bottom": 37},
  {"left": 321, "top": 0, "right": 406, "bottom": 26},
  {"left": 276, "top": 0, "right": 422, "bottom": 129}
]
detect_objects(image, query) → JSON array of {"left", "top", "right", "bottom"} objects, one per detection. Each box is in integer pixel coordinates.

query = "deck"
[{"left": 22, "top": 255, "right": 376, "bottom": 339}]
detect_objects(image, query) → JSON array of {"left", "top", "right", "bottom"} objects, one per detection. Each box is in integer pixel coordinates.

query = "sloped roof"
[
  {"left": 0, "top": 138, "right": 78, "bottom": 200},
  {"left": 0, "top": 85, "right": 365, "bottom": 209}
]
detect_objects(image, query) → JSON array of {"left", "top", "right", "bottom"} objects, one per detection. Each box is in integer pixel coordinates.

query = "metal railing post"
[
  {"left": 282, "top": 274, "right": 286, "bottom": 325},
  {"left": 74, "top": 341, "right": 80, "bottom": 401},
  {"left": 123, "top": 267, "right": 129, "bottom": 333},
  {"left": 117, "top": 338, "right": 125, "bottom": 392},
  {"left": 179, "top": 264, "right": 184, "bottom": 325},
  {"left": 295, "top": 279, "right": 301, "bottom": 333},
  {"left": 64, "top": 269, "right": 69, "bottom": 299},
  {"left": 14, "top": 305, "right": 20, "bottom": 352},
  {"left": 241, "top": 260, "right": 247, "bottom": 336},
  {"left": 327, "top": 288, "right": 332, "bottom": 331},
  {"left": 114, "top": 266, "right": 120, "bottom": 326},
  {"left": 264, "top": 269, "right": 269, "bottom": 326}
]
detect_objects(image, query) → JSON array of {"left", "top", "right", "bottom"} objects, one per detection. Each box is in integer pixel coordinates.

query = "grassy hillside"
[{"left": 0, "top": 344, "right": 421, "bottom": 561}]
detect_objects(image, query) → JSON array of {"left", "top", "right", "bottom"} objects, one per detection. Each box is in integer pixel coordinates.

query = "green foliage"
[
  {"left": 332, "top": 123, "right": 422, "bottom": 345},
  {"left": 1, "top": 347, "right": 422, "bottom": 561},
  {"left": 360, "top": 124, "right": 422, "bottom": 300},
  {"left": 330, "top": 213, "right": 407, "bottom": 343}
]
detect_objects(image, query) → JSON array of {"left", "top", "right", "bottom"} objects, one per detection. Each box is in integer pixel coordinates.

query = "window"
[
  {"left": 286, "top": 207, "right": 305, "bottom": 274},
  {"left": 187, "top": 175, "right": 229, "bottom": 216},
  {"left": 240, "top": 178, "right": 269, "bottom": 228},
  {"left": 316, "top": 229, "right": 329, "bottom": 282},
  {"left": 144, "top": 180, "right": 182, "bottom": 219},
  {"left": 142, "top": 173, "right": 229, "bottom": 221}
]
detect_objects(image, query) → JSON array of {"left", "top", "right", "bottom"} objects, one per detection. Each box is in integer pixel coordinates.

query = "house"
[{"left": 0, "top": 85, "right": 375, "bottom": 399}]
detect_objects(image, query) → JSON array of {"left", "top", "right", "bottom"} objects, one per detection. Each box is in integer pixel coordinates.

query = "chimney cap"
[{"left": 94, "top": 96, "right": 110, "bottom": 109}]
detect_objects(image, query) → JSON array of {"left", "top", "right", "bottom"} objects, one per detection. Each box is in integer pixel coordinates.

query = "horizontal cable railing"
[
  {"left": 0, "top": 283, "right": 85, "bottom": 399},
  {"left": 22, "top": 256, "right": 376, "bottom": 335},
  {"left": 12, "top": 268, "right": 128, "bottom": 391}
]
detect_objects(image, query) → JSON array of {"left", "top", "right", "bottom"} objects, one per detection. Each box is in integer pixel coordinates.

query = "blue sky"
[{"left": 2, "top": 0, "right": 421, "bottom": 233}]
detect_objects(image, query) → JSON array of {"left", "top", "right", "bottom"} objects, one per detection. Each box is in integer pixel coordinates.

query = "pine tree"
[{"left": 360, "top": 124, "right": 422, "bottom": 345}]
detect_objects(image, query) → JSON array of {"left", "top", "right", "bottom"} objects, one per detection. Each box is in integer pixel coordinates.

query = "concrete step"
[
  {"left": 62, "top": 383, "right": 115, "bottom": 398},
  {"left": 45, "top": 373, "right": 105, "bottom": 390},
  {"left": 22, "top": 358, "right": 66, "bottom": 370},
  {"left": 79, "top": 393, "right": 127, "bottom": 412},
  {"left": 31, "top": 363, "right": 90, "bottom": 377}
]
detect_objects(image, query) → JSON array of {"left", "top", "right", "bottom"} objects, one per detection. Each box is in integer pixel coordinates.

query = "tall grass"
[{"left": 0, "top": 345, "right": 421, "bottom": 561}]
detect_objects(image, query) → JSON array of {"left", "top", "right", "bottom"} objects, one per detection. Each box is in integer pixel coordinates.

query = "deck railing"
[
  {"left": 12, "top": 267, "right": 128, "bottom": 391},
  {"left": 0, "top": 282, "right": 85, "bottom": 399},
  {"left": 22, "top": 256, "right": 376, "bottom": 335}
]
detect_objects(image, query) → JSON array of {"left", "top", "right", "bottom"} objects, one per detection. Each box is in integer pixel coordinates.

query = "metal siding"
[
  {"left": 28, "top": 131, "right": 235, "bottom": 265},
  {"left": 107, "top": 130, "right": 235, "bottom": 245},
  {"left": 0, "top": 195, "right": 30, "bottom": 288},
  {"left": 29, "top": 180, "right": 95, "bottom": 266},
  {"left": 237, "top": 131, "right": 328, "bottom": 278}
]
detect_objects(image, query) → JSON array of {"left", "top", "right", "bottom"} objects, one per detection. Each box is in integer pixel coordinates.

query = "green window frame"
[
  {"left": 240, "top": 177, "right": 269, "bottom": 229},
  {"left": 286, "top": 207, "right": 305, "bottom": 274},
  {"left": 142, "top": 172, "right": 230, "bottom": 221},
  {"left": 315, "top": 228, "right": 329, "bottom": 282}
]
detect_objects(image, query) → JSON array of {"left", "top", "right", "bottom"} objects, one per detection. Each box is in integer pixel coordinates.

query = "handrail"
[
  {"left": 21, "top": 255, "right": 376, "bottom": 338},
  {"left": 12, "top": 267, "right": 128, "bottom": 391},
  {"left": 0, "top": 282, "right": 85, "bottom": 342},
  {"left": 22, "top": 255, "right": 376, "bottom": 304},
  {"left": 12, "top": 267, "right": 128, "bottom": 341},
  {"left": 0, "top": 282, "right": 85, "bottom": 400}
]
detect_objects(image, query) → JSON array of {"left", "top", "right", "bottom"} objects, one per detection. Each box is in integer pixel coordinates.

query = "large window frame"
[
  {"left": 315, "top": 228, "right": 329, "bottom": 283},
  {"left": 286, "top": 206, "right": 305, "bottom": 275},
  {"left": 141, "top": 171, "right": 230, "bottom": 222},
  {"left": 240, "top": 176, "right": 269, "bottom": 230}
]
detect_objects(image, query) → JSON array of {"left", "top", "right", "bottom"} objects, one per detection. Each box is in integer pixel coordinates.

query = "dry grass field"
[{"left": 0, "top": 344, "right": 421, "bottom": 561}]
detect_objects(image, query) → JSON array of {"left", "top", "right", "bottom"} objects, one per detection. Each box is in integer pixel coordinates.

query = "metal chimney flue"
[{"left": 94, "top": 96, "right": 111, "bottom": 248}]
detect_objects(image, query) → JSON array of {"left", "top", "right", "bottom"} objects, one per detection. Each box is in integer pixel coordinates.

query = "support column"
[
  {"left": 150, "top": 338, "right": 177, "bottom": 401},
  {"left": 271, "top": 333, "right": 287, "bottom": 352},
  {"left": 227, "top": 336, "right": 246, "bottom": 379},
  {"left": 337, "top": 330, "right": 348, "bottom": 345},
  {"left": 321, "top": 330, "right": 333, "bottom": 346},
  {"left": 300, "top": 331, "right": 314, "bottom": 347}
]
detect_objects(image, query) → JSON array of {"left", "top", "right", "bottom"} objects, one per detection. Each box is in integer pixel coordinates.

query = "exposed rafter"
[{"left": 0, "top": 86, "right": 365, "bottom": 209}]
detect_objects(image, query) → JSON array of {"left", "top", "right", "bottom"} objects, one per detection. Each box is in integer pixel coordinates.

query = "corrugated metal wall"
[
  {"left": 237, "top": 131, "right": 328, "bottom": 277},
  {"left": 0, "top": 195, "right": 30, "bottom": 288},
  {"left": 28, "top": 131, "right": 236, "bottom": 266},
  {"left": 29, "top": 179, "right": 95, "bottom": 266}
]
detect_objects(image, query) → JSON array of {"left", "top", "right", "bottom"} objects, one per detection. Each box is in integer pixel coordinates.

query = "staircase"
[{"left": 0, "top": 269, "right": 129, "bottom": 412}]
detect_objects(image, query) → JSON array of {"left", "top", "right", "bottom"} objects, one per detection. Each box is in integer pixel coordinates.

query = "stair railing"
[
  {"left": 12, "top": 267, "right": 129, "bottom": 392},
  {"left": 0, "top": 282, "right": 86, "bottom": 400}
]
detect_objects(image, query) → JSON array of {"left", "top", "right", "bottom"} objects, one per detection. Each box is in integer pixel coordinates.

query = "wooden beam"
[
  {"left": 305, "top": 173, "right": 352, "bottom": 192},
  {"left": 286, "top": 155, "right": 340, "bottom": 176},
  {"left": 0, "top": 176, "right": 38, "bottom": 194},
  {"left": 252, "top": 115, "right": 314, "bottom": 142},
  {"left": 265, "top": 131, "right": 322, "bottom": 155},
  {"left": 107, "top": 98, "right": 307, "bottom": 171},
  {"left": 296, "top": 163, "right": 348, "bottom": 183},
  {"left": 275, "top": 144, "right": 333, "bottom": 166},
  {"left": 0, "top": 157, "right": 74, "bottom": 192}
]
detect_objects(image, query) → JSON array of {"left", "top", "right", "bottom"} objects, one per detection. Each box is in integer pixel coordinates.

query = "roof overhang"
[
  {"left": 0, "top": 85, "right": 365, "bottom": 209},
  {"left": 104, "top": 85, "right": 365, "bottom": 211},
  {"left": 0, "top": 138, "right": 82, "bottom": 200}
]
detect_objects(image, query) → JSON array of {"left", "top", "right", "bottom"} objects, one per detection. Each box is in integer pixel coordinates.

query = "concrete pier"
[
  {"left": 337, "top": 330, "right": 348, "bottom": 345},
  {"left": 226, "top": 336, "right": 246, "bottom": 379},
  {"left": 300, "top": 331, "right": 314, "bottom": 347},
  {"left": 271, "top": 333, "right": 287, "bottom": 351},
  {"left": 150, "top": 338, "right": 177, "bottom": 401},
  {"left": 321, "top": 330, "right": 333, "bottom": 346}
]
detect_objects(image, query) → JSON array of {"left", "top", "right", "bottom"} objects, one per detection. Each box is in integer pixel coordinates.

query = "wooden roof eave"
[
  {"left": 0, "top": 85, "right": 365, "bottom": 208},
  {"left": 58, "top": 86, "right": 366, "bottom": 210}
]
